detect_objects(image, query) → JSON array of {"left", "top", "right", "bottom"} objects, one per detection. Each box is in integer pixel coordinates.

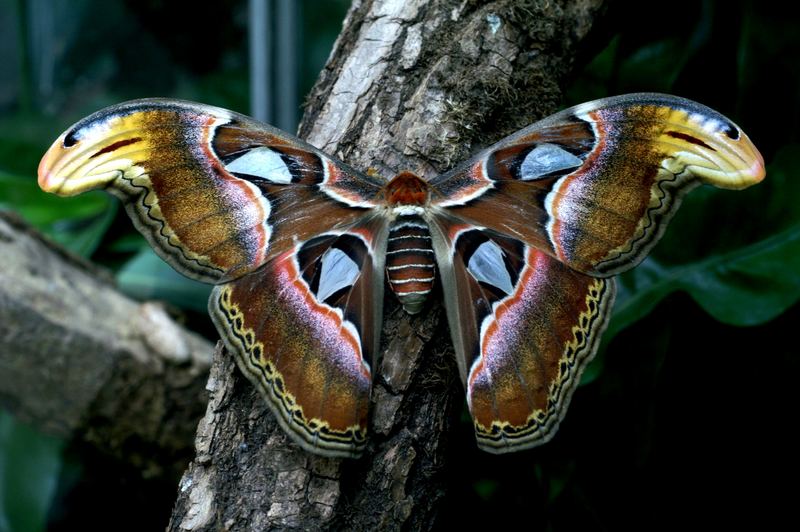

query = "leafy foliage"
[{"left": 0, "top": 412, "right": 63, "bottom": 532}]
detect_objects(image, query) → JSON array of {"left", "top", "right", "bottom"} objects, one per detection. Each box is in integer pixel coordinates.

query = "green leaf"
[
  {"left": 472, "top": 479, "right": 499, "bottom": 501},
  {"left": 617, "top": 38, "right": 687, "bottom": 93},
  {"left": 116, "top": 248, "right": 211, "bottom": 312},
  {"left": 0, "top": 135, "right": 50, "bottom": 177},
  {"left": 0, "top": 169, "right": 115, "bottom": 257},
  {"left": 0, "top": 411, "right": 64, "bottom": 532},
  {"left": 51, "top": 202, "right": 118, "bottom": 258},
  {"left": 106, "top": 233, "right": 149, "bottom": 254},
  {"left": 0, "top": 170, "right": 104, "bottom": 223},
  {"left": 608, "top": 223, "right": 800, "bottom": 340},
  {"left": 686, "top": 227, "right": 800, "bottom": 325}
]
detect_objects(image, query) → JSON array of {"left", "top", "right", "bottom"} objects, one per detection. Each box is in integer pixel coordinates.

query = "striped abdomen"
[{"left": 386, "top": 216, "right": 435, "bottom": 314}]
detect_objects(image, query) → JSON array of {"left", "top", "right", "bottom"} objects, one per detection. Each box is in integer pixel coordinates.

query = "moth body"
[
  {"left": 385, "top": 214, "right": 435, "bottom": 314},
  {"left": 383, "top": 171, "right": 436, "bottom": 314}
]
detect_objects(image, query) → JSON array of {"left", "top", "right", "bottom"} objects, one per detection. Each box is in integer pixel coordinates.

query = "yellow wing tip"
[
  {"left": 37, "top": 134, "right": 106, "bottom": 196},
  {"left": 741, "top": 161, "right": 767, "bottom": 189},
  {"left": 37, "top": 130, "right": 134, "bottom": 196},
  {"left": 676, "top": 128, "right": 767, "bottom": 190},
  {"left": 37, "top": 135, "right": 67, "bottom": 194},
  {"left": 744, "top": 144, "right": 767, "bottom": 185},
  {"left": 713, "top": 134, "right": 766, "bottom": 190}
]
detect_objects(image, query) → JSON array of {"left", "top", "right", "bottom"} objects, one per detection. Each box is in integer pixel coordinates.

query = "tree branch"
[
  {"left": 168, "top": 0, "right": 605, "bottom": 530},
  {"left": 0, "top": 211, "right": 213, "bottom": 479}
]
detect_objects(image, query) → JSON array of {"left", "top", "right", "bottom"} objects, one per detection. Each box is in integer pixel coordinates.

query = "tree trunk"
[{"left": 168, "top": 1, "right": 605, "bottom": 530}]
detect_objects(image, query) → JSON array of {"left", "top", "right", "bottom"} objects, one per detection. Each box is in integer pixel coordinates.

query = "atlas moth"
[{"left": 38, "top": 93, "right": 765, "bottom": 457}]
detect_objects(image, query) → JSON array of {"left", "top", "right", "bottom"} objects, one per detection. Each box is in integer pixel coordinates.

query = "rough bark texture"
[
  {"left": 0, "top": 211, "right": 213, "bottom": 479},
  {"left": 169, "top": 1, "right": 605, "bottom": 530}
]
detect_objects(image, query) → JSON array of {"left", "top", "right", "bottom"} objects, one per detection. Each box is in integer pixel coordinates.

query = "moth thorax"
[
  {"left": 385, "top": 171, "right": 430, "bottom": 206},
  {"left": 385, "top": 214, "right": 435, "bottom": 315}
]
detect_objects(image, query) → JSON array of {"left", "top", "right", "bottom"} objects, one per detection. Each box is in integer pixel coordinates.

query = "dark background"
[{"left": 0, "top": 0, "right": 797, "bottom": 530}]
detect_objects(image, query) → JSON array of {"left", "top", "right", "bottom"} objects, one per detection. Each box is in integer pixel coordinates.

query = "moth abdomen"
[{"left": 385, "top": 215, "right": 436, "bottom": 314}]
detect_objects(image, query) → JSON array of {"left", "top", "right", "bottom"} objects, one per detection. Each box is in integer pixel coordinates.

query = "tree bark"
[
  {"left": 168, "top": 1, "right": 605, "bottom": 530},
  {"left": 0, "top": 211, "right": 214, "bottom": 479}
]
